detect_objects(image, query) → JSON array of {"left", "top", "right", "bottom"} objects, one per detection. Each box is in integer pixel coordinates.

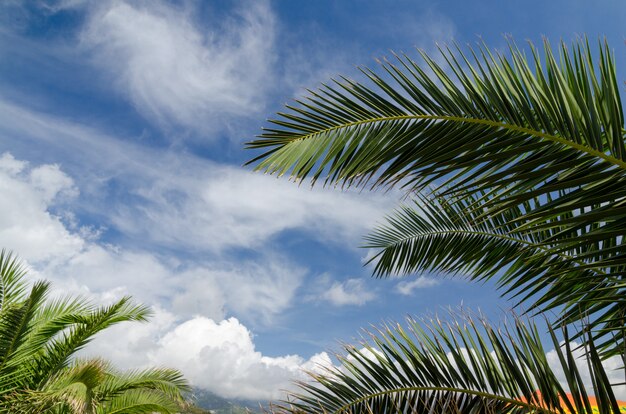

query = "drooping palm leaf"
[
  {"left": 246, "top": 38, "right": 626, "bottom": 352},
  {"left": 93, "top": 365, "right": 190, "bottom": 404},
  {"left": 269, "top": 314, "right": 623, "bottom": 414}
]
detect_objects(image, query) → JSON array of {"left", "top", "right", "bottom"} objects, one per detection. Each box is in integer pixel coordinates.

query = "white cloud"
[
  {"left": 40, "top": 240, "right": 305, "bottom": 327},
  {"left": 0, "top": 100, "right": 394, "bottom": 400},
  {"left": 0, "top": 150, "right": 307, "bottom": 323},
  {"left": 86, "top": 313, "right": 333, "bottom": 401},
  {"left": 113, "top": 165, "right": 392, "bottom": 253},
  {"left": 395, "top": 277, "right": 439, "bottom": 295},
  {"left": 29, "top": 163, "right": 79, "bottom": 202},
  {"left": 320, "top": 278, "right": 376, "bottom": 307},
  {"left": 546, "top": 342, "right": 626, "bottom": 400},
  {"left": 0, "top": 153, "right": 84, "bottom": 263},
  {"left": 0, "top": 151, "right": 329, "bottom": 400},
  {"left": 0, "top": 99, "right": 394, "bottom": 254},
  {"left": 150, "top": 316, "right": 324, "bottom": 400},
  {"left": 169, "top": 257, "right": 306, "bottom": 325},
  {"left": 81, "top": 0, "right": 276, "bottom": 133}
]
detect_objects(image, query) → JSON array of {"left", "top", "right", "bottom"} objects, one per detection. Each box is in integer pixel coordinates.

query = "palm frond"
[
  {"left": 31, "top": 296, "right": 151, "bottom": 387},
  {"left": 269, "top": 313, "right": 623, "bottom": 414},
  {"left": 40, "top": 358, "right": 107, "bottom": 414},
  {"left": 248, "top": 39, "right": 624, "bottom": 193},
  {"left": 365, "top": 193, "right": 626, "bottom": 356},
  {"left": 0, "top": 251, "right": 189, "bottom": 413},
  {"left": 0, "top": 281, "right": 50, "bottom": 393},
  {"left": 96, "top": 389, "right": 185, "bottom": 414},
  {"left": 246, "top": 37, "right": 626, "bottom": 354},
  {"left": 94, "top": 366, "right": 190, "bottom": 403},
  {"left": 0, "top": 249, "right": 28, "bottom": 309}
]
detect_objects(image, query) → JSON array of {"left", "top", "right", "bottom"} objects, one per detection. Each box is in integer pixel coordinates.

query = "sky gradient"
[{"left": 1, "top": 0, "right": 625, "bottom": 402}]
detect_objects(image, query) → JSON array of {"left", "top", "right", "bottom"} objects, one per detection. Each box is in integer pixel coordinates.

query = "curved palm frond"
[
  {"left": 95, "top": 389, "right": 185, "bottom": 414},
  {"left": 93, "top": 366, "right": 190, "bottom": 404},
  {"left": 247, "top": 38, "right": 624, "bottom": 197},
  {"left": 365, "top": 193, "right": 626, "bottom": 356},
  {"left": 33, "top": 296, "right": 152, "bottom": 386},
  {"left": 0, "top": 249, "right": 29, "bottom": 308},
  {"left": 9, "top": 359, "right": 189, "bottom": 414},
  {"left": 270, "top": 314, "right": 623, "bottom": 414},
  {"left": 246, "top": 38, "right": 626, "bottom": 352},
  {"left": 43, "top": 358, "right": 107, "bottom": 414}
]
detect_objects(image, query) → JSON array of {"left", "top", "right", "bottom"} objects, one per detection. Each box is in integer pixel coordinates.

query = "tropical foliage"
[
  {"left": 269, "top": 315, "right": 623, "bottom": 414},
  {"left": 0, "top": 250, "right": 190, "bottom": 413},
  {"left": 247, "top": 38, "right": 626, "bottom": 412}
]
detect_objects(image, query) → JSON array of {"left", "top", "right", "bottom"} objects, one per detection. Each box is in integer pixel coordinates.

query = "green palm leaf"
[
  {"left": 96, "top": 389, "right": 185, "bottom": 414},
  {"left": 94, "top": 366, "right": 190, "bottom": 404},
  {"left": 365, "top": 193, "right": 626, "bottom": 356},
  {"left": 246, "top": 38, "right": 626, "bottom": 352},
  {"left": 9, "top": 359, "right": 189, "bottom": 414},
  {"left": 0, "top": 251, "right": 190, "bottom": 413},
  {"left": 0, "top": 249, "right": 28, "bottom": 308},
  {"left": 269, "top": 314, "right": 622, "bottom": 414}
]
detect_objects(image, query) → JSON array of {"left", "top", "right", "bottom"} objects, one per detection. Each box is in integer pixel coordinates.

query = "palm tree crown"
[{"left": 0, "top": 250, "right": 190, "bottom": 413}]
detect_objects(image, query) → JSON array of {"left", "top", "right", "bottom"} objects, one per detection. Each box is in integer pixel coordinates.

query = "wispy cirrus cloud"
[
  {"left": 0, "top": 98, "right": 394, "bottom": 254},
  {"left": 80, "top": 0, "right": 276, "bottom": 135}
]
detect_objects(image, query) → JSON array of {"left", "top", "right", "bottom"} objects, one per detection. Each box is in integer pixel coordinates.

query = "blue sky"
[{"left": 0, "top": 0, "right": 625, "bottom": 402}]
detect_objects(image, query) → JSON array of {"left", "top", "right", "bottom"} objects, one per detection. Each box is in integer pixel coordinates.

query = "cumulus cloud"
[
  {"left": 395, "top": 276, "right": 439, "bottom": 295},
  {"left": 85, "top": 312, "right": 333, "bottom": 401},
  {"left": 0, "top": 152, "right": 84, "bottom": 263},
  {"left": 149, "top": 316, "right": 330, "bottom": 400},
  {"left": 81, "top": 0, "right": 276, "bottom": 133}
]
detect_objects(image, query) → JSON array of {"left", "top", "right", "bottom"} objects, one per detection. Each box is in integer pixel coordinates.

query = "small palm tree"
[
  {"left": 246, "top": 38, "right": 626, "bottom": 412},
  {"left": 0, "top": 250, "right": 190, "bottom": 413}
]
